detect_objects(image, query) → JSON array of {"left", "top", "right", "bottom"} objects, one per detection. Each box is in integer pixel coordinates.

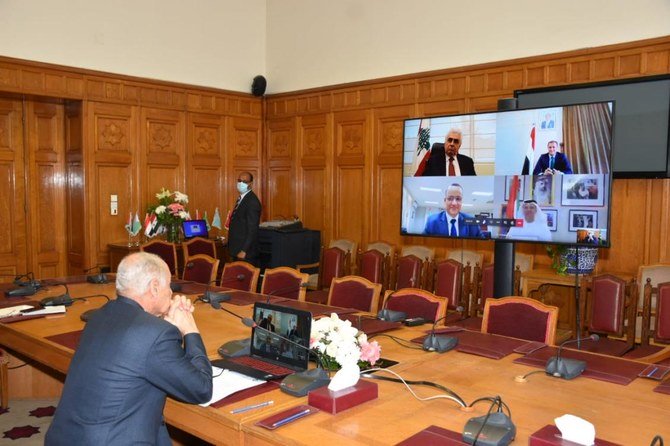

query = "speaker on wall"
[
  {"left": 251, "top": 75, "right": 267, "bottom": 97},
  {"left": 497, "top": 97, "right": 518, "bottom": 110}
]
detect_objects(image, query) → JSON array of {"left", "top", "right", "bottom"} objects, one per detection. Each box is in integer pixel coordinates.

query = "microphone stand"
[
  {"left": 545, "top": 334, "right": 599, "bottom": 379},
  {"left": 422, "top": 314, "right": 459, "bottom": 353},
  {"left": 377, "top": 291, "right": 407, "bottom": 322}
]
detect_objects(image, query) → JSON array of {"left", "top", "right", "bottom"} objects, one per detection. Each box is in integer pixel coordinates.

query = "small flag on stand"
[
  {"left": 203, "top": 211, "right": 211, "bottom": 231},
  {"left": 124, "top": 212, "right": 133, "bottom": 235},
  {"left": 131, "top": 212, "right": 142, "bottom": 236},
  {"left": 212, "top": 207, "right": 222, "bottom": 230}
]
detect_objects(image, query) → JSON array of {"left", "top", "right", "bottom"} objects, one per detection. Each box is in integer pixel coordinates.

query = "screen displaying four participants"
[{"left": 401, "top": 101, "right": 614, "bottom": 247}]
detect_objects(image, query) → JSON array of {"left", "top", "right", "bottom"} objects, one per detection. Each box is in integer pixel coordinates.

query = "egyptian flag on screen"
[
  {"left": 412, "top": 119, "right": 431, "bottom": 176},
  {"left": 506, "top": 175, "right": 521, "bottom": 220},
  {"left": 521, "top": 125, "right": 536, "bottom": 175}
]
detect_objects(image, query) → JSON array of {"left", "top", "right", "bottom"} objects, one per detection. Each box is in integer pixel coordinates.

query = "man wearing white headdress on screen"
[{"left": 506, "top": 200, "right": 552, "bottom": 242}]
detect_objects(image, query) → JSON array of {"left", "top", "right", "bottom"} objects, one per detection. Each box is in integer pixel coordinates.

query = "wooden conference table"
[{"left": 1, "top": 279, "right": 669, "bottom": 445}]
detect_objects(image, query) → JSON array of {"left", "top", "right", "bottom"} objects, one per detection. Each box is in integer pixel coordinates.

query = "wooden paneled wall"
[
  {"left": 0, "top": 56, "right": 262, "bottom": 273},
  {"left": 265, "top": 36, "right": 670, "bottom": 277}
]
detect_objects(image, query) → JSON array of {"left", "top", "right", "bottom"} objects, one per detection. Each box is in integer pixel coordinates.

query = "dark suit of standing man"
[
  {"left": 228, "top": 171, "right": 262, "bottom": 266},
  {"left": 533, "top": 140, "right": 573, "bottom": 175},
  {"left": 421, "top": 129, "right": 476, "bottom": 176},
  {"left": 46, "top": 252, "right": 213, "bottom": 445}
]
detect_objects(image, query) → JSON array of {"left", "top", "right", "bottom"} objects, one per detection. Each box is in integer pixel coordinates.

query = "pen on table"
[
  {"left": 647, "top": 366, "right": 658, "bottom": 378},
  {"left": 230, "top": 400, "right": 273, "bottom": 414},
  {"left": 271, "top": 408, "right": 312, "bottom": 428}
]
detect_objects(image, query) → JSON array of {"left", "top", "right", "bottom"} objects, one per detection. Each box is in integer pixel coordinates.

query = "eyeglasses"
[{"left": 446, "top": 137, "right": 460, "bottom": 144}]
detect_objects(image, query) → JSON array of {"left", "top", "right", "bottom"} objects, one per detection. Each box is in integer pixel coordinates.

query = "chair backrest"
[
  {"left": 358, "top": 249, "right": 387, "bottom": 289},
  {"left": 637, "top": 264, "right": 670, "bottom": 309},
  {"left": 327, "top": 276, "right": 382, "bottom": 313},
  {"left": 587, "top": 274, "right": 628, "bottom": 337},
  {"left": 433, "top": 259, "right": 463, "bottom": 311},
  {"left": 482, "top": 296, "right": 558, "bottom": 345},
  {"left": 321, "top": 246, "right": 348, "bottom": 289},
  {"left": 395, "top": 254, "right": 424, "bottom": 289},
  {"left": 182, "top": 237, "right": 216, "bottom": 259},
  {"left": 447, "top": 249, "right": 483, "bottom": 281},
  {"left": 382, "top": 288, "right": 445, "bottom": 323},
  {"left": 366, "top": 241, "right": 395, "bottom": 259},
  {"left": 183, "top": 254, "right": 219, "bottom": 284},
  {"left": 329, "top": 239, "right": 357, "bottom": 256},
  {"left": 261, "top": 267, "right": 309, "bottom": 301},
  {"left": 221, "top": 261, "right": 260, "bottom": 292},
  {"left": 472, "top": 263, "right": 495, "bottom": 317},
  {"left": 514, "top": 253, "right": 534, "bottom": 273},
  {"left": 401, "top": 245, "right": 434, "bottom": 261},
  {"left": 655, "top": 282, "right": 670, "bottom": 344},
  {"left": 140, "top": 240, "right": 178, "bottom": 277}
]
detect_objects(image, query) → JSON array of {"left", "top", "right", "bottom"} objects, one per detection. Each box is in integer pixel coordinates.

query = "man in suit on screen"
[
  {"left": 533, "top": 140, "right": 573, "bottom": 175},
  {"left": 421, "top": 129, "right": 477, "bottom": 176},
  {"left": 424, "top": 183, "right": 482, "bottom": 237},
  {"left": 46, "top": 252, "right": 213, "bottom": 445},
  {"left": 228, "top": 171, "right": 262, "bottom": 266}
]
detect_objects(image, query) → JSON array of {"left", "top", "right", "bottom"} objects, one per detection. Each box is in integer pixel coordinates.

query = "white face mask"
[{"left": 237, "top": 181, "right": 249, "bottom": 194}]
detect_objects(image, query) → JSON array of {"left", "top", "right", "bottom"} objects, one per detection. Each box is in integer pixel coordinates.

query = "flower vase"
[{"left": 166, "top": 223, "right": 180, "bottom": 243}]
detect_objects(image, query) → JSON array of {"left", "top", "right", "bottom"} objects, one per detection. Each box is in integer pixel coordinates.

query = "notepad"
[
  {"left": 0, "top": 305, "right": 34, "bottom": 318},
  {"left": 199, "top": 367, "right": 266, "bottom": 407}
]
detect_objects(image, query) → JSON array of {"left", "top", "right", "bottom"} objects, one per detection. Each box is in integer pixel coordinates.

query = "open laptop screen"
[
  {"left": 182, "top": 219, "right": 208, "bottom": 239},
  {"left": 250, "top": 302, "right": 312, "bottom": 370}
]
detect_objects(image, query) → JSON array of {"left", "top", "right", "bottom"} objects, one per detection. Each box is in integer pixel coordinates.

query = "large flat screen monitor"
[{"left": 401, "top": 101, "right": 614, "bottom": 247}]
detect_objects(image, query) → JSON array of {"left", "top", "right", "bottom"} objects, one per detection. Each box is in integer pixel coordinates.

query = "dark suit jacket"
[
  {"left": 532, "top": 152, "right": 573, "bottom": 175},
  {"left": 421, "top": 143, "right": 476, "bottom": 176},
  {"left": 228, "top": 190, "right": 262, "bottom": 262},
  {"left": 45, "top": 296, "right": 212, "bottom": 446},
  {"left": 423, "top": 211, "right": 483, "bottom": 238}
]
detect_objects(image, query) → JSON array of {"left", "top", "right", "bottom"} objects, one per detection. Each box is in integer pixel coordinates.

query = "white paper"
[
  {"left": 199, "top": 367, "right": 266, "bottom": 407},
  {"left": 0, "top": 305, "right": 34, "bottom": 318},
  {"left": 22, "top": 305, "right": 66, "bottom": 316},
  {"left": 555, "top": 414, "right": 596, "bottom": 446}
]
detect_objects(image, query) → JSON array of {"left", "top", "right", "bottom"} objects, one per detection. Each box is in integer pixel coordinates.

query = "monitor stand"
[{"left": 493, "top": 240, "right": 515, "bottom": 297}]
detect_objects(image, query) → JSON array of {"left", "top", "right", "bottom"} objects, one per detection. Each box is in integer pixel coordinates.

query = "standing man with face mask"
[{"left": 228, "top": 171, "right": 262, "bottom": 266}]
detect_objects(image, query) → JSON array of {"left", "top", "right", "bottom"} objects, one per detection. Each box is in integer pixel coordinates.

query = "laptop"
[
  {"left": 212, "top": 302, "right": 312, "bottom": 380},
  {"left": 182, "top": 219, "right": 208, "bottom": 239}
]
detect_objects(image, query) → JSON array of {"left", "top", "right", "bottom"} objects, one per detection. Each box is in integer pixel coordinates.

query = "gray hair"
[{"left": 116, "top": 252, "right": 168, "bottom": 297}]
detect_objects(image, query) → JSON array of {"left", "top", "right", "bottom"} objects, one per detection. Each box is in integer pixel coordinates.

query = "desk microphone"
[
  {"left": 545, "top": 334, "right": 599, "bottom": 380},
  {"left": 422, "top": 309, "right": 461, "bottom": 353},
  {"left": 40, "top": 283, "right": 74, "bottom": 307},
  {"left": 84, "top": 266, "right": 108, "bottom": 284},
  {"left": 377, "top": 291, "right": 407, "bottom": 322},
  {"left": 197, "top": 277, "right": 241, "bottom": 304},
  {"left": 242, "top": 318, "right": 330, "bottom": 397}
]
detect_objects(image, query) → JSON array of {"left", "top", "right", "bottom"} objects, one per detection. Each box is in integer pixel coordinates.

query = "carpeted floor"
[{"left": 0, "top": 399, "right": 58, "bottom": 444}]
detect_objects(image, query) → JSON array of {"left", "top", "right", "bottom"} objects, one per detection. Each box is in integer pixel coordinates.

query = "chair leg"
[{"left": 0, "top": 349, "right": 9, "bottom": 409}]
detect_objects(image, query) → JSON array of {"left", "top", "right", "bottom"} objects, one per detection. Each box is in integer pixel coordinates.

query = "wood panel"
[
  {"left": 140, "top": 107, "right": 185, "bottom": 210},
  {"left": 298, "top": 114, "right": 330, "bottom": 238},
  {"left": 24, "top": 101, "right": 67, "bottom": 279},
  {"left": 186, "top": 113, "right": 225, "bottom": 236},
  {"left": 266, "top": 118, "right": 295, "bottom": 220},
  {"left": 65, "top": 101, "right": 85, "bottom": 273},
  {"left": 0, "top": 98, "right": 26, "bottom": 279},
  {"left": 88, "top": 102, "right": 138, "bottom": 264}
]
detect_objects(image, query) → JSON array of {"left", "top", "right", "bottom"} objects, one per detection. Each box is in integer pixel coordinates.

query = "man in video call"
[
  {"left": 424, "top": 183, "right": 482, "bottom": 237},
  {"left": 421, "top": 129, "right": 477, "bottom": 176},
  {"left": 533, "top": 140, "right": 573, "bottom": 175}
]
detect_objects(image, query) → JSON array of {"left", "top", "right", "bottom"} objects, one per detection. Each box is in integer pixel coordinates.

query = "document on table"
[{"left": 200, "top": 366, "right": 266, "bottom": 407}]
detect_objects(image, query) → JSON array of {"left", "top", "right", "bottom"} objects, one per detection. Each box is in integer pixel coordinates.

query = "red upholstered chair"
[
  {"left": 261, "top": 267, "right": 309, "bottom": 301},
  {"left": 433, "top": 259, "right": 464, "bottom": 312},
  {"left": 357, "top": 249, "right": 388, "bottom": 290},
  {"left": 628, "top": 281, "right": 670, "bottom": 363},
  {"left": 182, "top": 254, "right": 219, "bottom": 284},
  {"left": 482, "top": 296, "right": 558, "bottom": 345},
  {"left": 220, "top": 261, "right": 260, "bottom": 292},
  {"left": 577, "top": 274, "right": 637, "bottom": 356},
  {"left": 327, "top": 276, "right": 382, "bottom": 313},
  {"left": 182, "top": 236, "right": 216, "bottom": 259},
  {"left": 394, "top": 254, "right": 425, "bottom": 290},
  {"left": 140, "top": 240, "right": 178, "bottom": 277},
  {"left": 381, "top": 288, "right": 446, "bottom": 323}
]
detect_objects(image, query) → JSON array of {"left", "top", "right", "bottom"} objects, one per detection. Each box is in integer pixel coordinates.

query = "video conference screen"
[{"left": 401, "top": 101, "right": 614, "bottom": 247}]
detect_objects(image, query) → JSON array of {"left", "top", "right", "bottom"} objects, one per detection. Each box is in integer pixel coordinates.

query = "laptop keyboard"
[{"left": 231, "top": 356, "right": 295, "bottom": 376}]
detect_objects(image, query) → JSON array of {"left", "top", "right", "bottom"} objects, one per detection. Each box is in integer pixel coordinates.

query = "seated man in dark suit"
[
  {"left": 46, "top": 252, "right": 213, "bottom": 446},
  {"left": 533, "top": 140, "right": 573, "bottom": 175},
  {"left": 424, "top": 183, "right": 482, "bottom": 237},
  {"left": 421, "top": 129, "right": 477, "bottom": 176}
]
